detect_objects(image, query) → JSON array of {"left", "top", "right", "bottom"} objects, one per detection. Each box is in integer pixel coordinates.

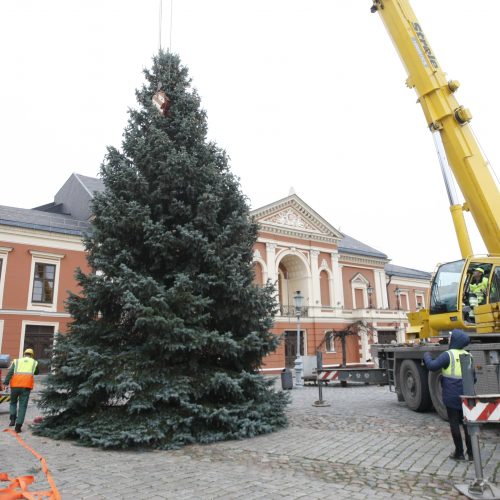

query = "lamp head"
[{"left": 293, "top": 290, "right": 304, "bottom": 310}]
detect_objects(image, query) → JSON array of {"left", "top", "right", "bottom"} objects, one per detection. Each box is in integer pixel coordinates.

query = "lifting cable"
[
  {"left": 153, "top": 0, "right": 173, "bottom": 116},
  {"left": 158, "top": 0, "right": 162, "bottom": 53}
]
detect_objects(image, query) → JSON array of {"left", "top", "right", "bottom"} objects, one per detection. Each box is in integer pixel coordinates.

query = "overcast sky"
[{"left": 1, "top": 1, "right": 498, "bottom": 272}]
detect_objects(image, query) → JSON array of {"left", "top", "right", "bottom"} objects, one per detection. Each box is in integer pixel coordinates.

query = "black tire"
[
  {"left": 399, "top": 360, "right": 432, "bottom": 411},
  {"left": 428, "top": 370, "right": 448, "bottom": 420}
]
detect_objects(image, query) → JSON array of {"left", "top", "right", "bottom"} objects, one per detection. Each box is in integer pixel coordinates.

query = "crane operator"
[{"left": 468, "top": 267, "right": 489, "bottom": 306}]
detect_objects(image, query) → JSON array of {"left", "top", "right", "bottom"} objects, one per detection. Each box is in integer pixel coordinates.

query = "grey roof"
[
  {"left": 385, "top": 263, "right": 432, "bottom": 280},
  {"left": 338, "top": 233, "right": 388, "bottom": 260},
  {"left": 32, "top": 202, "right": 67, "bottom": 214},
  {"left": 0, "top": 205, "right": 91, "bottom": 236},
  {"left": 75, "top": 173, "right": 105, "bottom": 196}
]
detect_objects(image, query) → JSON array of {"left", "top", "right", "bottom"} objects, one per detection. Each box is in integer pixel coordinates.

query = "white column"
[
  {"left": 310, "top": 249, "right": 321, "bottom": 308},
  {"left": 396, "top": 321, "right": 406, "bottom": 343},
  {"left": 374, "top": 269, "right": 388, "bottom": 309},
  {"left": 266, "top": 243, "right": 278, "bottom": 287},
  {"left": 359, "top": 325, "right": 370, "bottom": 363},
  {"left": 331, "top": 250, "right": 344, "bottom": 308}
]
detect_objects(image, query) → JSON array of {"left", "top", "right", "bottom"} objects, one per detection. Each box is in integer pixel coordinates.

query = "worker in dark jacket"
[
  {"left": 3, "top": 348, "right": 39, "bottom": 433},
  {"left": 423, "top": 329, "right": 473, "bottom": 461}
]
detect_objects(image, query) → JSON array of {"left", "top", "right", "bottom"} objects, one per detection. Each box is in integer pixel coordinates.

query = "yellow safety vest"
[
  {"left": 442, "top": 349, "right": 469, "bottom": 379},
  {"left": 10, "top": 357, "right": 38, "bottom": 389},
  {"left": 469, "top": 277, "right": 488, "bottom": 302}
]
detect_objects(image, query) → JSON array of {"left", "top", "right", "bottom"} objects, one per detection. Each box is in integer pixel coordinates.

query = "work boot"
[
  {"left": 14, "top": 424, "right": 22, "bottom": 433},
  {"left": 449, "top": 451, "right": 465, "bottom": 461},
  {"left": 9, "top": 416, "right": 16, "bottom": 427}
]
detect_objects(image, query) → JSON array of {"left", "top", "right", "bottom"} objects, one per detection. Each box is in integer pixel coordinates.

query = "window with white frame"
[
  {"left": 415, "top": 293, "right": 425, "bottom": 310},
  {"left": 0, "top": 247, "right": 12, "bottom": 308},
  {"left": 325, "top": 330, "right": 336, "bottom": 352},
  {"left": 351, "top": 273, "right": 371, "bottom": 309},
  {"left": 32, "top": 262, "right": 56, "bottom": 303},
  {"left": 27, "top": 251, "right": 64, "bottom": 312},
  {"left": 400, "top": 290, "right": 409, "bottom": 310}
]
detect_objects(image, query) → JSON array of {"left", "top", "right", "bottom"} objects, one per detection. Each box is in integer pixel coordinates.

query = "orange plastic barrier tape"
[{"left": 0, "top": 429, "right": 61, "bottom": 499}]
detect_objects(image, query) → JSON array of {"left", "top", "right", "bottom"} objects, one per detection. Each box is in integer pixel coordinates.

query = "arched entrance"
[
  {"left": 277, "top": 253, "right": 310, "bottom": 316},
  {"left": 277, "top": 252, "right": 310, "bottom": 367}
]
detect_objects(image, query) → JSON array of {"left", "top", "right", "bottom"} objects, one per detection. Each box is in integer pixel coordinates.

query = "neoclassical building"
[
  {"left": 0, "top": 175, "right": 431, "bottom": 373},
  {"left": 250, "top": 194, "right": 431, "bottom": 374}
]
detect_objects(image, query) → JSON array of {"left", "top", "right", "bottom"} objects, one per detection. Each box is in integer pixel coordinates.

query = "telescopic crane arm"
[{"left": 371, "top": 0, "right": 500, "bottom": 256}]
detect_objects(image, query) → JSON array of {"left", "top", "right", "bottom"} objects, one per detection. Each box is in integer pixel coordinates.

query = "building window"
[
  {"left": 325, "top": 331, "right": 336, "bottom": 352},
  {"left": 354, "top": 288, "right": 365, "bottom": 309},
  {"left": 27, "top": 251, "right": 64, "bottom": 312},
  {"left": 320, "top": 270, "right": 331, "bottom": 306},
  {"left": 253, "top": 262, "right": 264, "bottom": 286},
  {"left": 415, "top": 293, "right": 425, "bottom": 310},
  {"left": 32, "top": 263, "right": 56, "bottom": 303},
  {"left": 0, "top": 247, "right": 13, "bottom": 309},
  {"left": 20, "top": 320, "right": 59, "bottom": 372},
  {"left": 400, "top": 292, "right": 409, "bottom": 311}
]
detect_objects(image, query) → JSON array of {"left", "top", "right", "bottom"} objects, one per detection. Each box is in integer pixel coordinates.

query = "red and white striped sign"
[
  {"left": 462, "top": 397, "right": 500, "bottom": 423},
  {"left": 318, "top": 370, "right": 339, "bottom": 381}
]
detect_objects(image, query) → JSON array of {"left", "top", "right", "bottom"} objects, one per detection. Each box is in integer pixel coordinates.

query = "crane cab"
[{"left": 413, "top": 256, "right": 500, "bottom": 338}]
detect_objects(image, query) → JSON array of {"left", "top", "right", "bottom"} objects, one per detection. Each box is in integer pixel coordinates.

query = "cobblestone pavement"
[{"left": 0, "top": 380, "right": 499, "bottom": 499}]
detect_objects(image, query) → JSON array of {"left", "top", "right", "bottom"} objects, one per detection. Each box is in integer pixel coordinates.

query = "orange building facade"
[
  {"left": 250, "top": 194, "right": 431, "bottom": 375},
  {"left": 0, "top": 215, "right": 89, "bottom": 372},
  {"left": 0, "top": 175, "right": 431, "bottom": 374},
  {"left": 0, "top": 173, "right": 95, "bottom": 371}
]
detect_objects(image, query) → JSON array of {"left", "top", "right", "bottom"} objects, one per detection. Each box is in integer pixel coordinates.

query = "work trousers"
[
  {"left": 9, "top": 387, "right": 32, "bottom": 425},
  {"left": 446, "top": 406, "right": 472, "bottom": 456}
]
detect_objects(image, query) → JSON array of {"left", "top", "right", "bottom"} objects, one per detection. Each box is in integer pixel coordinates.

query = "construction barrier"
[
  {"left": 0, "top": 428, "right": 61, "bottom": 499},
  {"left": 462, "top": 396, "right": 500, "bottom": 423},
  {"left": 317, "top": 370, "right": 340, "bottom": 382}
]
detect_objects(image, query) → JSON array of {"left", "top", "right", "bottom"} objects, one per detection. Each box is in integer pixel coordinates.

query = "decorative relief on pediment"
[{"left": 263, "top": 208, "right": 319, "bottom": 232}]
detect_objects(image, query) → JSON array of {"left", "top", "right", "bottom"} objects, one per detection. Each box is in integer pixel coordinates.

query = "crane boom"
[
  {"left": 369, "top": 0, "right": 500, "bottom": 426},
  {"left": 371, "top": 0, "right": 500, "bottom": 255}
]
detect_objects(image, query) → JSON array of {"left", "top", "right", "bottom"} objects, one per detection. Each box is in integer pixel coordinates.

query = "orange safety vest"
[{"left": 10, "top": 357, "right": 38, "bottom": 389}]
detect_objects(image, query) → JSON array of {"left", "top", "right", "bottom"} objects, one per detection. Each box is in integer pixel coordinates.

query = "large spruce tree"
[{"left": 35, "top": 51, "right": 288, "bottom": 449}]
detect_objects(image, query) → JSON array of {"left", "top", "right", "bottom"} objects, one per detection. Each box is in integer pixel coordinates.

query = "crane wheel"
[
  {"left": 428, "top": 371, "right": 448, "bottom": 420},
  {"left": 399, "top": 360, "right": 432, "bottom": 411}
]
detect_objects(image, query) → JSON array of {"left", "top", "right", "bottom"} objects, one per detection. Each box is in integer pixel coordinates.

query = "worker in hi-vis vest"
[
  {"left": 423, "top": 329, "right": 473, "bottom": 462},
  {"left": 3, "top": 348, "right": 39, "bottom": 433},
  {"left": 468, "top": 267, "right": 489, "bottom": 306}
]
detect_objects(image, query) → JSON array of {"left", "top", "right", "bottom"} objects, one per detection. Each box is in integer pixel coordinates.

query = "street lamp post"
[
  {"left": 367, "top": 283, "right": 373, "bottom": 308},
  {"left": 293, "top": 290, "right": 304, "bottom": 387},
  {"left": 395, "top": 288, "right": 401, "bottom": 310}
]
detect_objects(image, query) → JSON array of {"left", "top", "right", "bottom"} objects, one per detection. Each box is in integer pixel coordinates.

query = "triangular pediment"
[{"left": 251, "top": 194, "right": 342, "bottom": 244}]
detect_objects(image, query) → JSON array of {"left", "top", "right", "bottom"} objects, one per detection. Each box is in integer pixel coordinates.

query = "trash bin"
[
  {"left": 0, "top": 354, "right": 10, "bottom": 368},
  {"left": 281, "top": 368, "right": 293, "bottom": 390}
]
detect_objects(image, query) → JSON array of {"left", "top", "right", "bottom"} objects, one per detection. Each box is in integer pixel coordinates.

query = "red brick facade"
[
  {"left": 0, "top": 183, "right": 430, "bottom": 375},
  {"left": 251, "top": 194, "right": 430, "bottom": 375}
]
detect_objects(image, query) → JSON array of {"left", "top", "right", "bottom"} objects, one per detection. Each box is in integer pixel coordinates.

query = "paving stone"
[{"left": 0, "top": 381, "right": 498, "bottom": 498}]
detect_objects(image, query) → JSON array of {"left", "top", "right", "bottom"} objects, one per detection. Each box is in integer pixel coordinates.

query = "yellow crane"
[
  {"left": 369, "top": 0, "right": 500, "bottom": 418},
  {"left": 371, "top": 0, "right": 500, "bottom": 337}
]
